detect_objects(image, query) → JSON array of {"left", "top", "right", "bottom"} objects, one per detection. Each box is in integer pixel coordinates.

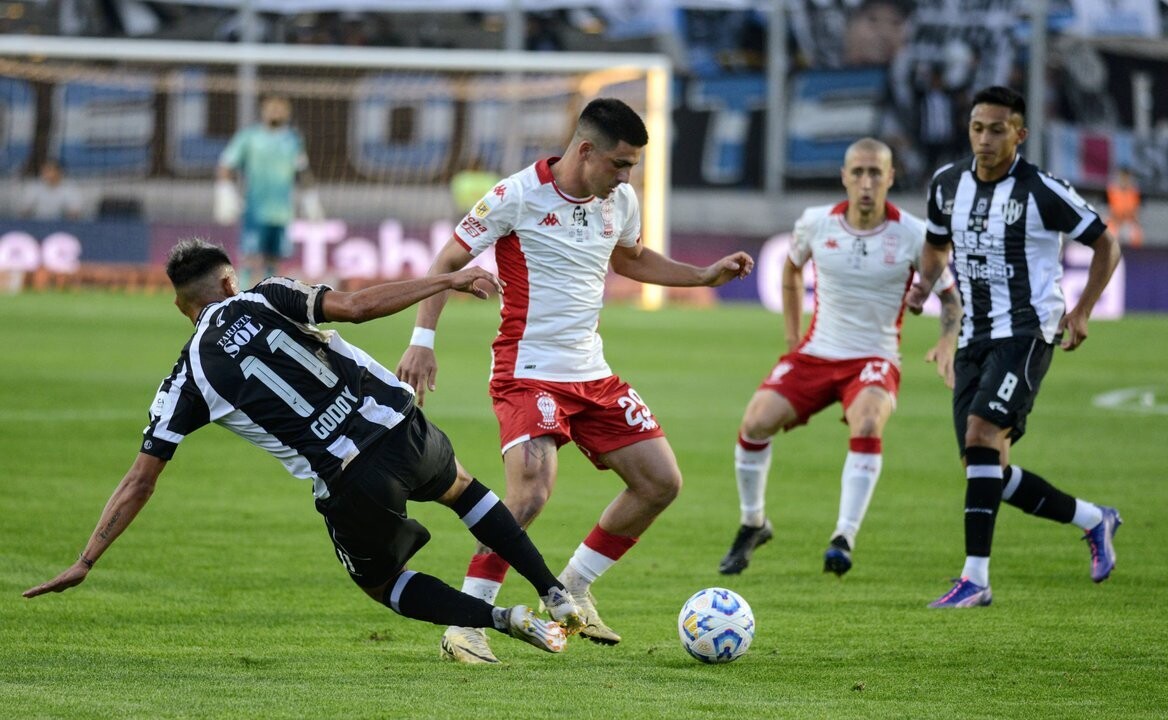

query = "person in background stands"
[
  {"left": 1106, "top": 166, "right": 1143, "bottom": 249},
  {"left": 20, "top": 159, "right": 84, "bottom": 221}
]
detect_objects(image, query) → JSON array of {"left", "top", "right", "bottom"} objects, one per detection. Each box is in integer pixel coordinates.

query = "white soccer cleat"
[
  {"left": 505, "top": 605, "right": 567, "bottom": 654},
  {"left": 540, "top": 586, "right": 585, "bottom": 636},
  {"left": 440, "top": 626, "right": 499, "bottom": 664}
]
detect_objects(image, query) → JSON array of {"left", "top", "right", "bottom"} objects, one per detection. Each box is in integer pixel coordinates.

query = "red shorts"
[
  {"left": 759, "top": 353, "right": 900, "bottom": 429},
  {"left": 490, "top": 375, "right": 666, "bottom": 469}
]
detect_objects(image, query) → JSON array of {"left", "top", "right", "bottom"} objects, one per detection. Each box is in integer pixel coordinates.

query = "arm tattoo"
[
  {"left": 98, "top": 510, "right": 122, "bottom": 541},
  {"left": 940, "top": 295, "right": 962, "bottom": 336}
]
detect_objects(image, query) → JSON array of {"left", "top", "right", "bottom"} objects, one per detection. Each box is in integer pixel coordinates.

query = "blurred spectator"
[
  {"left": 20, "top": 160, "right": 85, "bottom": 221},
  {"left": 841, "top": 0, "right": 910, "bottom": 67},
  {"left": 918, "top": 65, "right": 961, "bottom": 176},
  {"left": 526, "top": 12, "right": 566, "bottom": 52},
  {"left": 1106, "top": 167, "right": 1144, "bottom": 248},
  {"left": 790, "top": 0, "right": 910, "bottom": 70}
]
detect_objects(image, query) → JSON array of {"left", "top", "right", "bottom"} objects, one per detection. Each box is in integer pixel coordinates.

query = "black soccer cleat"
[
  {"left": 823, "top": 535, "right": 853, "bottom": 577},
  {"left": 718, "top": 519, "right": 774, "bottom": 575}
]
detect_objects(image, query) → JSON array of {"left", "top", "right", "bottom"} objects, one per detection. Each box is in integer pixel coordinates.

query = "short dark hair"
[
  {"left": 577, "top": 98, "right": 648, "bottom": 149},
  {"left": 971, "top": 86, "right": 1026, "bottom": 124},
  {"left": 166, "top": 238, "right": 232, "bottom": 288}
]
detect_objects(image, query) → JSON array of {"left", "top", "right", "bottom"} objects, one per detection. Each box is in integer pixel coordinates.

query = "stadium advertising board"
[{"left": 1, "top": 218, "right": 1151, "bottom": 314}]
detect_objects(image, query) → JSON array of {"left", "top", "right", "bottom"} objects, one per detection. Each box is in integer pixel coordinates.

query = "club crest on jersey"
[
  {"left": 538, "top": 212, "right": 560, "bottom": 227},
  {"left": 1002, "top": 199, "right": 1023, "bottom": 225},
  {"left": 882, "top": 235, "right": 899, "bottom": 265},
  {"left": 824, "top": 238, "right": 840, "bottom": 250},
  {"left": 601, "top": 198, "right": 615, "bottom": 238},
  {"left": 535, "top": 392, "right": 558, "bottom": 430}
]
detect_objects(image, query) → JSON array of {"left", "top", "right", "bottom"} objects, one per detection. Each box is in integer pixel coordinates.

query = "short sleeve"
[
  {"left": 454, "top": 177, "right": 521, "bottom": 257},
  {"left": 925, "top": 178, "right": 951, "bottom": 247},
  {"left": 788, "top": 210, "right": 816, "bottom": 267}
]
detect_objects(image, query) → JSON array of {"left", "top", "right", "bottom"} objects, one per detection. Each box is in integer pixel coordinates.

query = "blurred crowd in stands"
[{"left": 3, "top": 1, "right": 1167, "bottom": 212}]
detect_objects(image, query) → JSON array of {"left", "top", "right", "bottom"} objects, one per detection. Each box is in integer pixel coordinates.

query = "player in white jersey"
[
  {"left": 397, "top": 98, "right": 754, "bottom": 663},
  {"left": 719, "top": 138, "right": 962, "bottom": 577}
]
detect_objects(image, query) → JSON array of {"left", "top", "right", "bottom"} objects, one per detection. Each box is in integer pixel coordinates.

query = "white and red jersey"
[
  {"left": 789, "top": 201, "right": 955, "bottom": 365},
  {"left": 453, "top": 157, "right": 641, "bottom": 382}
]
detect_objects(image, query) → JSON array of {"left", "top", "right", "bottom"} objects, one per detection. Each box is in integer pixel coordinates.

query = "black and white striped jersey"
[
  {"left": 925, "top": 154, "right": 1107, "bottom": 348},
  {"left": 140, "top": 278, "right": 416, "bottom": 499}
]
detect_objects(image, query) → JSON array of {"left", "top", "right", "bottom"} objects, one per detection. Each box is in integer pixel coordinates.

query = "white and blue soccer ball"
[{"left": 677, "top": 587, "right": 755, "bottom": 663}]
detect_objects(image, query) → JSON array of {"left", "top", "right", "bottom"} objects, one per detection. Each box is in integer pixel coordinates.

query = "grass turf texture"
[{"left": 2, "top": 291, "right": 1166, "bottom": 719}]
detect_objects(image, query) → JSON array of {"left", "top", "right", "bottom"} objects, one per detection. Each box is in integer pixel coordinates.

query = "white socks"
[
  {"left": 735, "top": 440, "right": 772, "bottom": 527},
  {"left": 1071, "top": 500, "right": 1104, "bottom": 531},
  {"left": 834, "top": 450, "right": 882, "bottom": 548}
]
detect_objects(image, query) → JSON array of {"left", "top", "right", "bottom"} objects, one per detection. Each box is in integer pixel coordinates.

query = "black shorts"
[
  {"left": 314, "top": 406, "right": 457, "bottom": 589},
  {"left": 952, "top": 336, "right": 1053, "bottom": 454}
]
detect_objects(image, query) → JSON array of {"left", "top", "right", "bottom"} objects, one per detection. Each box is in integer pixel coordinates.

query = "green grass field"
[{"left": 2, "top": 291, "right": 1166, "bottom": 719}]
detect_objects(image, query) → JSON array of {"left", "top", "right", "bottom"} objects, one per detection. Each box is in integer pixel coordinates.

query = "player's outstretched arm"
[
  {"left": 1059, "top": 230, "right": 1121, "bottom": 351},
  {"left": 396, "top": 239, "right": 477, "bottom": 406},
  {"left": 610, "top": 245, "right": 754, "bottom": 287},
  {"left": 23, "top": 453, "right": 167, "bottom": 599},
  {"left": 322, "top": 266, "right": 502, "bottom": 324}
]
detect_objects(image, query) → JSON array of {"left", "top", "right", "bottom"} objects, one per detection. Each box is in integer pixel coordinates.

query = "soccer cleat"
[
  {"left": 1084, "top": 506, "right": 1122, "bottom": 583},
  {"left": 440, "top": 626, "right": 500, "bottom": 664},
  {"left": 504, "top": 605, "right": 567, "bottom": 654},
  {"left": 540, "top": 587, "right": 585, "bottom": 636},
  {"left": 575, "top": 590, "right": 621, "bottom": 645},
  {"left": 823, "top": 535, "right": 853, "bottom": 577},
  {"left": 718, "top": 519, "right": 774, "bottom": 575},
  {"left": 927, "top": 577, "right": 993, "bottom": 609}
]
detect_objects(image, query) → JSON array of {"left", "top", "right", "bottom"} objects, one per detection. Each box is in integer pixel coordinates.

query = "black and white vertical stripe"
[
  {"left": 141, "top": 278, "right": 416, "bottom": 499},
  {"left": 925, "top": 155, "right": 1107, "bottom": 347}
]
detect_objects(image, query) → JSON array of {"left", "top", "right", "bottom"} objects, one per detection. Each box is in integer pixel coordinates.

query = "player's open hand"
[
  {"left": 925, "top": 341, "right": 956, "bottom": 389},
  {"left": 397, "top": 346, "right": 438, "bottom": 406},
  {"left": 449, "top": 266, "right": 504, "bottom": 300},
  {"left": 702, "top": 252, "right": 755, "bottom": 287},
  {"left": 23, "top": 562, "right": 90, "bottom": 599}
]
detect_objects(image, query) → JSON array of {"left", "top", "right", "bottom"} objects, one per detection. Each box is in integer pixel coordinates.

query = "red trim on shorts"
[
  {"left": 738, "top": 434, "right": 771, "bottom": 452},
  {"left": 491, "top": 232, "right": 528, "bottom": 380},
  {"left": 849, "top": 437, "right": 882, "bottom": 454},
  {"left": 584, "top": 524, "right": 638, "bottom": 561},
  {"left": 466, "top": 552, "right": 511, "bottom": 582}
]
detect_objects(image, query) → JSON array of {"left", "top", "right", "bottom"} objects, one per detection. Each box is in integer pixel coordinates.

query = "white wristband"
[{"left": 410, "top": 327, "right": 435, "bottom": 349}]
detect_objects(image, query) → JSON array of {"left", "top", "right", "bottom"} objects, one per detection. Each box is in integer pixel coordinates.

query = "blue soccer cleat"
[
  {"left": 1084, "top": 506, "right": 1122, "bottom": 583},
  {"left": 823, "top": 536, "right": 853, "bottom": 577},
  {"left": 927, "top": 577, "right": 993, "bottom": 609}
]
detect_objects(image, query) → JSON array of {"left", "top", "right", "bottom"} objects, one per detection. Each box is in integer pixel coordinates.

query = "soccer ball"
[{"left": 677, "top": 587, "right": 755, "bottom": 663}]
